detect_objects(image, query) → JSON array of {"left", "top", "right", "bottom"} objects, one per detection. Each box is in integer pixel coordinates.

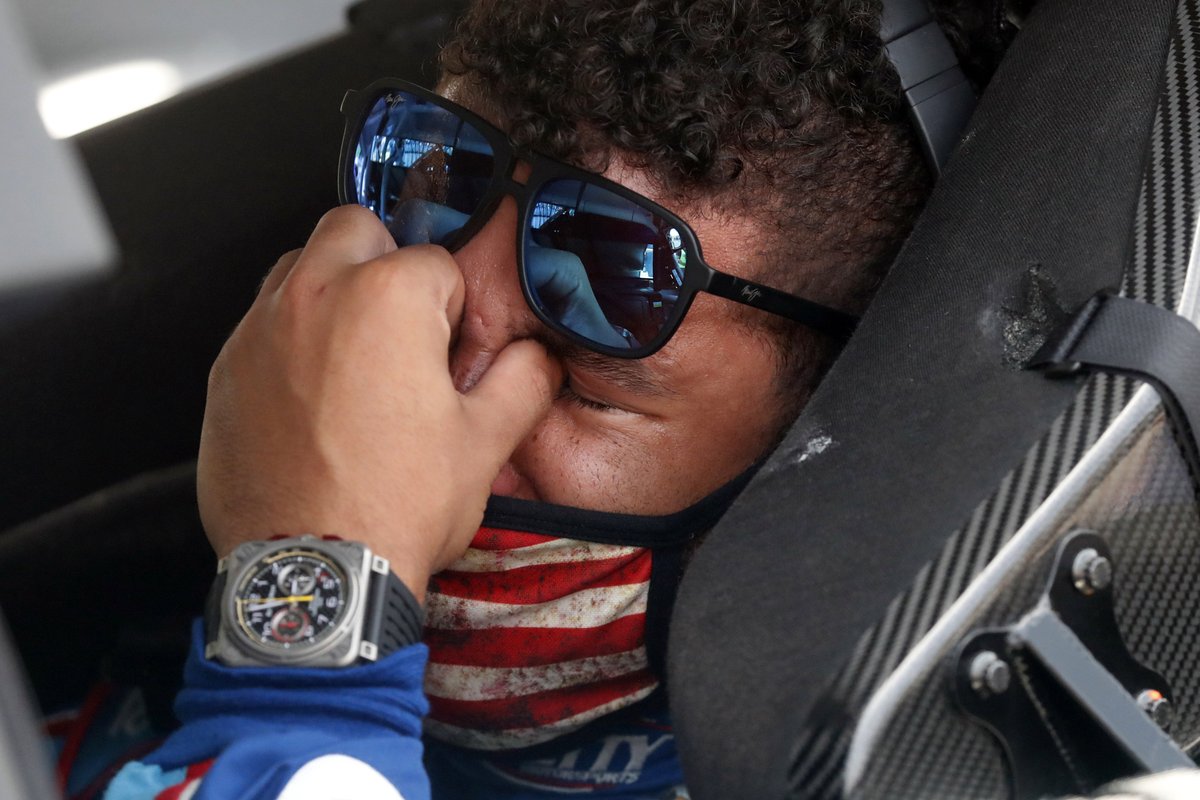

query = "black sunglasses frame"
[{"left": 338, "top": 79, "right": 858, "bottom": 359}]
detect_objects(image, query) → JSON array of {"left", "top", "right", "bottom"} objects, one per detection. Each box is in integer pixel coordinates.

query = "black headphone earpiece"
[{"left": 880, "top": 0, "right": 979, "bottom": 178}]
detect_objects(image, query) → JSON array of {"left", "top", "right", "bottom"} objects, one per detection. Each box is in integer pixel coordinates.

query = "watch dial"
[{"left": 233, "top": 549, "right": 349, "bottom": 649}]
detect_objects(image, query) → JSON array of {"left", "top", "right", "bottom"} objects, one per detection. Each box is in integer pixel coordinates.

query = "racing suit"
[{"left": 102, "top": 622, "right": 686, "bottom": 800}]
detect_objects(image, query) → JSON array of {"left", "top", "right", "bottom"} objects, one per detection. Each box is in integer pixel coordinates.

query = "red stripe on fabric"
[
  {"left": 152, "top": 760, "right": 213, "bottom": 800},
  {"left": 44, "top": 715, "right": 77, "bottom": 738},
  {"left": 154, "top": 785, "right": 182, "bottom": 800},
  {"left": 154, "top": 779, "right": 194, "bottom": 800},
  {"left": 470, "top": 527, "right": 559, "bottom": 551},
  {"left": 430, "top": 551, "right": 651, "bottom": 605},
  {"left": 425, "top": 615, "right": 645, "bottom": 668},
  {"left": 57, "top": 682, "right": 113, "bottom": 793},
  {"left": 427, "top": 669, "right": 657, "bottom": 730}
]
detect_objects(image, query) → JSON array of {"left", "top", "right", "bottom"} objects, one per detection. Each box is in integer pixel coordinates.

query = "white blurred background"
[{"left": 11, "top": 0, "right": 350, "bottom": 137}]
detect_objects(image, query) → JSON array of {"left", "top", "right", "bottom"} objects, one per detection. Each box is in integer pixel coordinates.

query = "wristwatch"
[{"left": 204, "top": 535, "right": 423, "bottom": 668}]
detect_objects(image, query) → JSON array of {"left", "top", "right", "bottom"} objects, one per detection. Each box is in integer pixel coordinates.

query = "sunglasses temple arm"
[{"left": 705, "top": 272, "right": 859, "bottom": 340}]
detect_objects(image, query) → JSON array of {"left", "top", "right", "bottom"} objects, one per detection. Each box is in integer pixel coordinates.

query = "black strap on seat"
[
  {"left": 1029, "top": 293, "right": 1200, "bottom": 487},
  {"left": 881, "top": 0, "right": 977, "bottom": 176}
]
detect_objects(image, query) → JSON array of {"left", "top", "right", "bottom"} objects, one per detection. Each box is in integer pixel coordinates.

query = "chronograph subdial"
[
  {"left": 277, "top": 562, "right": 317, "bottom": 596},
  {"left": 270, "top": 606, "right": 313, "bottom": 643}
]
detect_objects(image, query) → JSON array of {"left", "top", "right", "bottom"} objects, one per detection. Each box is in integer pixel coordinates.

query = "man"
[{"left": 101, "top": 0, "right": 991, "bottom": 797}]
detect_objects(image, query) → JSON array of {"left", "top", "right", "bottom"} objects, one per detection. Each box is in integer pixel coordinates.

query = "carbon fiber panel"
[
  {"left": 789, "top": 0, "right": 1200, "bottom": 796},
  {"left": 850, "top": 410, "right": 1200, "bottom": 798}
]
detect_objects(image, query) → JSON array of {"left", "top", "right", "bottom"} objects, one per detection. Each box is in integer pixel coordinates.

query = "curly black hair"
[{"left": 441, "top": 0, "right": 1009, "bottom": 419}]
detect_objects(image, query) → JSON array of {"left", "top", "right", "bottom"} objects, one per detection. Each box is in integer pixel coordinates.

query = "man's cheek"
[{"left": 511, "top": 414, "right": 674, "bottom": 514}]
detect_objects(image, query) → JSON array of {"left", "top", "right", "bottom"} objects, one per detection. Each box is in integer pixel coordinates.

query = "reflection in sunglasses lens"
[
  {"left": 526, "top": 179, "right": 686, "bottom": 350},
  {"left": 351, "top": 92, "right": 691, "bottom": 354},
  {"left": 352, "top": 92, "right": 495, "bottom": 248}
]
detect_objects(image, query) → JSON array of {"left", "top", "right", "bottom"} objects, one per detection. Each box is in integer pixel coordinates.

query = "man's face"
[{"left": 441, "top": 111, "right": 793, "bottom": 515}]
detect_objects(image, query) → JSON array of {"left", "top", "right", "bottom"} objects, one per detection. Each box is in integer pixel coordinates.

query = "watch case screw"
[
  {"left": 1071, "top": 548, "right": 1112, "bottom": 596},
  {"left": 969, "top": 650, "right": 1012, "bottom": 697},
  {"left": 1136, "top": 689, "right": 1172, "bottom": 731}
]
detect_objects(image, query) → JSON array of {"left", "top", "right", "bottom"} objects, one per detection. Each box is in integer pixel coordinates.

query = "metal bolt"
[
  {"left": 1072, "top": 548, "right": 1113, "bottom": 595},
  {"left": 969, "top": 651, "right": 1012, "bottom": 697},
  {"left": 1137, "top": 689, "right": 1173, "bottom": 731}
]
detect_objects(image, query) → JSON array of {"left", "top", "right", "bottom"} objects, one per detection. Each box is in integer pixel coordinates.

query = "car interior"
[{"left": 4, "top": 0, "right": 1200, "bottom": 798}]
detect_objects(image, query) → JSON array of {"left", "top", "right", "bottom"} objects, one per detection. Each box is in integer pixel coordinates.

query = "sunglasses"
[{"left": 338, "top": 79, "right": 858, "bottom": 358}]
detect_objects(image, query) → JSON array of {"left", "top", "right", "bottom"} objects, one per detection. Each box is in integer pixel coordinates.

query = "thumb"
[{"left": 462, "top": 340, "right": 562, "bottom": 467}]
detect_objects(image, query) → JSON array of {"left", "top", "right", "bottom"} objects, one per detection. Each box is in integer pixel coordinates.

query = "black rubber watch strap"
[
  {"left": 363, "top": 569, "right": 424, "bottom": 658},
  {"left": 204, "top": 567, "right": 227, "bottom": 651}
]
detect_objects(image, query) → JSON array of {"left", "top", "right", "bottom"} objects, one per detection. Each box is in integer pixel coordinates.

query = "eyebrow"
[{"left": 543, "top": 336, "right": 678, "bottom": 398}]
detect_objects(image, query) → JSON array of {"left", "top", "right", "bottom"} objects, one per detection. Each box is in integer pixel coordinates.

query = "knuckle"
[
  {"left": 206, "top": 356, "right": 223, "bottom": 392},
  {"left": 207, "top": 341, "right": 234, "bottom": 395},
  {"left": 320, "top": 203, "right": 381, "bottom": 233},
  {"left": 277, "top": 267, "right": 322, "bottom": 309},
  {"left": 257, "top": 249, "right": 301, "bottom": 294},
  {"left": 403, "top": 243, "right": 453, "bottom": 263},
  {"left": 320, "top": 205, "right": 395, "bottom": 253},
  {"left": 376, "top": 246, "right": 461, "bottom": 295},
  {"left": 353, "top": 257, "right": 408, "bottom": 299},
  {"left": 401, "top": 244, "right": 456, "bottom": 272}
]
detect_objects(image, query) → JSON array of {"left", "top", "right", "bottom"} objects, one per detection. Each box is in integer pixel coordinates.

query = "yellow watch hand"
[{"left": 238, "top": 595, "right": 316, "bottom": 605}]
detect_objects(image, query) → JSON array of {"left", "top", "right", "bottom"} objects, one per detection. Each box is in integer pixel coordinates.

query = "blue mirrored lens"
[
  {"left": 527, "top": 179, "right": 688, "bottom": 350},
  {"left": 352, "top": 91, "right": 494, "bottom": 247}
]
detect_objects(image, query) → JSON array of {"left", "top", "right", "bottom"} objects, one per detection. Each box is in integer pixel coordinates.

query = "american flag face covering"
[{"left": 421, "top": 484, "right": 749, "bottom": 751}]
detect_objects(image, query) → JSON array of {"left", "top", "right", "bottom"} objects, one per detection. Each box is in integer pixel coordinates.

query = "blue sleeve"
[{"left": 105, "top": 620, "right": 430, "bottom": 800}]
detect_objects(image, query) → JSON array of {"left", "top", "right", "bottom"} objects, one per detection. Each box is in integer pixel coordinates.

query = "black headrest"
[{"left": 669, "top": 0, "right": 1177, "bottom": 796}]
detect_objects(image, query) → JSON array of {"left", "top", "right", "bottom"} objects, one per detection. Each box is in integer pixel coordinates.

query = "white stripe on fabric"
[
  {"left": 276, "top": 755, "right": 404, "bottom": 800},
  {"left": 425, "top": 647, "right": 649, "bottom": 701},
  {"left": 447, "top": 540, "right": 641, "bottom": 573},
  {"left": 425, "top": 582, "right": 648, "bottom": 631},
  {"left": 423, "top": 683, "right": 659, "bottom": 750}
]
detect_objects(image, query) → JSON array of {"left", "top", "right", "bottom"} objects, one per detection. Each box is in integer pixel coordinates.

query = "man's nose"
[{"left": 448, "top": 195, "right": 549, "bottom": 393}]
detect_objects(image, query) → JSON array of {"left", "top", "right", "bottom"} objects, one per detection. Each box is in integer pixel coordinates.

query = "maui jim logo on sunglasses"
[
  {"left": 384, "top": 93, "right": 407, "bottom": 107},
  {"left": 740, "top": 286, "right": 764, "bottom": 304}
]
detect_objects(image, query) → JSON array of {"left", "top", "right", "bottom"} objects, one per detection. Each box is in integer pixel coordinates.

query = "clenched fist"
[{"left": 197, "top": 206, "right": 561, "bottom": 601}]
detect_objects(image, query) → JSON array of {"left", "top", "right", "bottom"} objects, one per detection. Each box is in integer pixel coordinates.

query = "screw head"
[
  {"left": 1137, "top": 689, "right": 1172, "bottom": 731},
  {"left": 969, "top": 651, "right": 1012, "bottom": 697},
  {"left": 1072, "top": 548, "right": 1113, "bottom": 595}
]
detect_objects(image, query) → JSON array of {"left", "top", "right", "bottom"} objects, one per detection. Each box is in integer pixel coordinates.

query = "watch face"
[{"left": 232, "top": 548, "right": 349, "bottom": 651}]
